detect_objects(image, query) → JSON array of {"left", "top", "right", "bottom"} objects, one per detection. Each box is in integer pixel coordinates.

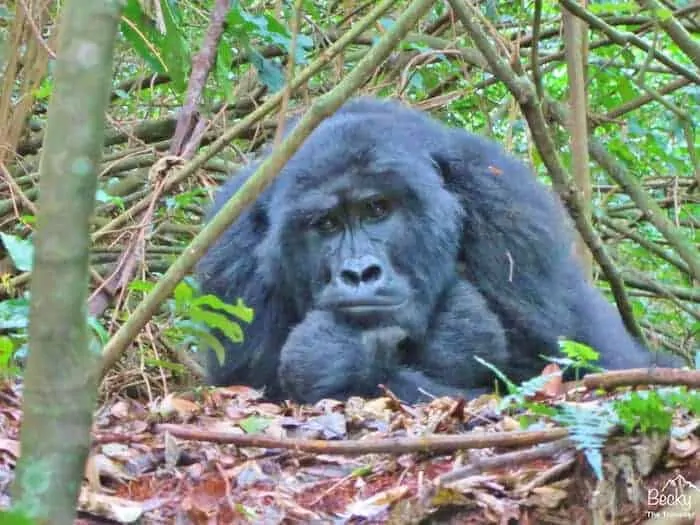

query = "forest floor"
[{"left": 1, "top": 374, "right": 699, "bottom": 524}]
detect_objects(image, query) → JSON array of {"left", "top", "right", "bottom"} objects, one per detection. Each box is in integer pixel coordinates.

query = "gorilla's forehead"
[
  {"left": 290, "top": 170, "right": 403, "bottom": 214},
  {"left": 278, "top": 119, "right": 439, "bottom": 196},
  {"left": 278, "top": 152, "right": 438, "bottom": 213}
]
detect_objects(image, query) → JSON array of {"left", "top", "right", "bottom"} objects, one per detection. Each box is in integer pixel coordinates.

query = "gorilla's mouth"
[
  {"left": 321, "top": 298, "right": 407, "bottom": 315},
  {"left": 334, "top": 300, "right": 406, "bottom": 314}
]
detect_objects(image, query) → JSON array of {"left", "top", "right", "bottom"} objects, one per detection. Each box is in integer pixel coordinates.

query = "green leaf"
[
  {"left": 472, "top": 355, "right": 518, "bottom": 392},
  {"left": 239, "top": 415, "right": 272, "bottom": 434},
  {"left": 0, "top": 508, "right": 37, "bottom": 525},
  {"left": 0, "top": 336, "right": 15, "bottom": 369},
  {"left": 120, "top": 0, "right": 168, "bottom": 74},
  {"left": 248, "top": 48, "right": 285, "bottom": 92},
  {"left": 158, "top": 0, "right": 189, "bottom": 91},
  {"left": 558, "top": 339, "right": 600, "bottom": 363},
  {"left": 143, "top": 357, "right": 186, "bottom": 373},
  {"left": 193, "top": 295, "right": 254, "bottom": 324},
  {"left": 189, "top": 309, "right": 245, "bottom": 344},
  {"left": 179, "top": 324, "right": 228, "bottom": 366},
  {"left": 0, "top": 297, "right": 30, "bottom": 330},
  {"left": 129, "top": 279, "right": 155, "bottom": 293},
  {"left": 87, "top": 316, "right": 110, "bottom": 345},
  {"left": 173, "top": 281, "right": 194, "bottom": 306},
  {"left": 553, "top": 404, "right": 618, "bottom": 480},
  {"left": 0, "top": 233, "right": 33, "bottom": 272}
]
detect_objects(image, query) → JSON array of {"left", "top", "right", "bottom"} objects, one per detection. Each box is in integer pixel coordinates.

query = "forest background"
[{"left": 0, "top": 0, "right": 698, "bottom": 523}]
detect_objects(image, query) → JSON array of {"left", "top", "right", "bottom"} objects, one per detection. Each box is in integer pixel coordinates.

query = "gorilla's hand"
[
  {"left": 278, "top": 311, "right": 472, "bottom": 403},
  {"left": 361, "top": 325, "right": 408, "bottom": 372},
  {"left": 278, "top": 311, "right": 399, "bottom": 403},
  {"left": 278, "top": 280, "right": 509, "bottom": 404}
]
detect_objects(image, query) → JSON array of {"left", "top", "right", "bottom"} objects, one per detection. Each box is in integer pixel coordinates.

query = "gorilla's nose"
[{"left": 338, "top": 256, "right": 384, "bottom": 288}]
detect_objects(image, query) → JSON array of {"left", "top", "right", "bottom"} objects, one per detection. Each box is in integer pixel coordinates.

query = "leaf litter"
[{"left": 0, "top": 376, "right": 698, "bottom": 524}]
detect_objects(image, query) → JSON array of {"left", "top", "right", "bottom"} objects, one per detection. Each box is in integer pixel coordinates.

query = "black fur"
[{"left": 196, "top": 97, "right": 673, "bottom": 404}]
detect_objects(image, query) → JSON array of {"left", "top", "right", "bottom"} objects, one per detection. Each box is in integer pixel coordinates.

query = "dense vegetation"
[{"left": 0, "top": 0, "right": 697, "bottom": 522}]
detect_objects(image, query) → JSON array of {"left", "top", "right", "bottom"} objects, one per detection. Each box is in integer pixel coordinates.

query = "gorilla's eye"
[
  {"left": 313, "top": 214, "right": 342, "bottom": 234},
  {"left": 363, "top": 198, "right": 391, "bottom": 221}
]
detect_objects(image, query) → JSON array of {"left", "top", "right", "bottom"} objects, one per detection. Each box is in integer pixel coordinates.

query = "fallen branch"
[
  {"left": 583, "top": 368, "right": 700, "bottom": 390},
  {"left": 156, "top": 424, "right": 569, "bottom": 455}
]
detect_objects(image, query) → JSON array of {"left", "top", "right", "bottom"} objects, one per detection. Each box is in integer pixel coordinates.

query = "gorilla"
[{"left": 196, "top": 97, "right": 674, "bottom": 404}]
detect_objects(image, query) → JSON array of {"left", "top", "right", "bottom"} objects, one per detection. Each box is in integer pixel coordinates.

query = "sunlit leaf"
[{"left": 0, "top": 233, "right": 33, "bottom": 272}]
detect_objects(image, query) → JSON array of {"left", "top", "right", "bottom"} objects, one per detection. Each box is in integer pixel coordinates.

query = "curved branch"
[{"left": 559, "top": 0, "right": 700, "bottom": 84}]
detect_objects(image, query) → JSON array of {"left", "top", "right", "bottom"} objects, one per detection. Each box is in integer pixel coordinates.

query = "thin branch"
[
  {"left": 447, "top": 0, "right": 646, "bottom": 343},
  {"left": 544, "top": 98, "right": 700, "bottom": 281},
  {"left": 530, "top": 0, "right": 544, "bottom": 100},
  {"left": 157, "top": 424, "right": 569, "bottom": 455},
  {"left": 588, "top": 139, "right": 700, "bottom": 280},
  {"left": 90, "top": 0, "right": 399, "bottom": 244},
  {"left": 602, "top": 77, "right": 690, "bottom": 121},
  {"left": 623, "top": 272, "right": 700, "bottom": 304},
  {"left": 563, "top": 0, "right": 593, "bottom": 279},
  {"left": 558, "top": 0, "right": 700, "bottom": 84},
  {"left": 169, "top": 0, "right": 230, "bottom": 158},
  {"left": 597, "top": 215, "right": 690, "bottom": 275},
  {"left": 636, "top": 0, "right": 700, "bottom": 70}
]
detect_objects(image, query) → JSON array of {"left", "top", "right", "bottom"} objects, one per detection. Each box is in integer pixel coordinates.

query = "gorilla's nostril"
[
  {"left": 340, "top": 269, "right": 361, "bottom": 286},
  {"left": 339, "top": 257, "right": 384, "bottom": 287},
  {"left": 362, "top": 264, "right": 382, "bottom": 283}
]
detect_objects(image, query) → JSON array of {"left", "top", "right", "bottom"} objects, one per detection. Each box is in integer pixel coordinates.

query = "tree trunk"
[{"left": 10, "top": 0, "right": 123, "bottom": 522}]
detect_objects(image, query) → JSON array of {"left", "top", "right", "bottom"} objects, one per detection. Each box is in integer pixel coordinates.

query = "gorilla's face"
[
  {"left": 293, "top": 179, "right": 416, "bottom": 329},
  {"left": 259, "top": 116, "right": 466, "bottom": 338}
]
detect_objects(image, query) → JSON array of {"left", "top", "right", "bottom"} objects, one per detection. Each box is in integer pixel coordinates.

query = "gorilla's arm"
[
  {"left": 277, "top": 311, "right": 394, "bottom": 402},
  {"left": 410, "top": 280, "right": 510, "bottom": 390},
  {"left": 278, "top": 281, "right": 509, "bottom": 404},
  {"left": 196, "top": 164, "right": 295, "bottom": 400},
  {"left": 572, "top": 283, "right": 685, "bottom": 369}
]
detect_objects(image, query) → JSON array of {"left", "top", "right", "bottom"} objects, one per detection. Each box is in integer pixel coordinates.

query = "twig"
[
  {"left": 156, "top": 423, "right": 569, "bottom": 456},
  {"left": 597, "top": 215, "right": 689, "bottom": 275},
  {"left": 635, "top": 0, "right": 700, "bottom": 70},
  {"left": 588, "top": 138, "right": 700, "bottom": 280},
  {"left": 622, "top": 272, "right": 700, "bottom": 304},
  {"left": 435, "top": 438, "right": 574, "bottom": 485},
  {"left": 559, "top": 0, "right": 700, "bottom": 84},
  {"left": 91, "top": 0, "right": 398, "bottom": 245},
  {"left": 169, "top": 0, "right": 230, "bottom": 157},
  {"left": 530, "top": 0, "right": 544, "bottom": 99},
  {"left": 583, "top": 368, "right": 700, "bottom": 390}
]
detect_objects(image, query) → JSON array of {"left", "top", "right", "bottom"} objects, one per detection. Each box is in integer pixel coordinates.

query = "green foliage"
[
  {"left": 0, "top": 508, "right": 37, "bottom": 525},
  {"left": 225, "top": 3, "right": 313, "bottom": 93},
  {"left": 475, "top": 342, "right": 697, "bottom": 479},
  {"left": 130, "top": 277, "right": 254, "bottom": 369},
  {"left": 0, "top": 233, "right": 34, "bottom": 272},
  {"left": 613, "top": 387, "right": 700, "bottom": 434},
  {"left": 0, "top": 335, "right": 21, "bottom": 378},
  {"left": 120, "top": 0, "right": 189, "bottom": 91},
  {"left": 239, "top": 415, "right": 272, "bottom": 434},
  {"left": 545, "top": 339, "right": 603, "bottom": 380},
  {"left": 95, "top": 188, "right": 126, "bottom": 211},
  {"left": 0, "top": 295, "right": 114, "bottom": 377},
  {"left": 588, "top": 1, "right": 639, "bottom": 15},
  {"left": 0, "top": 296, "right": 30, "bottom": 376},
  {"left": 613, "top": 390, "right": 673, "bottom": 434},
  {"left": 552, "top": 403, "right": 618, "bottom": 480}
]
